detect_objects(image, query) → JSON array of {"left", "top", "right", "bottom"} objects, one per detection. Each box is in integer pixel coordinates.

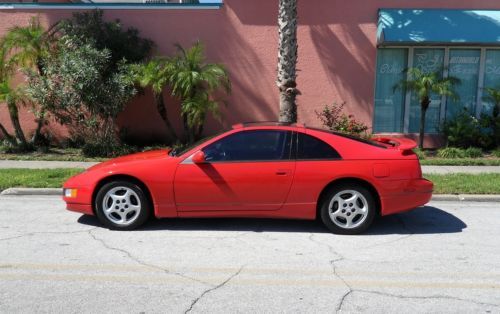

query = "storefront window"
[
  {"left": 408, "top": 48, "right": 445, "bottom": 133},
  {"left": 446, "top": 49, "right": 480, "bottom": 119},
  {"left": 373, "top": 48, "right": 407, "bottom": 133},
  {"left": 374, "top": 47, "right": 500, "bottom": 134},
  {"left": 483, "top": 50, "right": 500, "bottom": 115}
]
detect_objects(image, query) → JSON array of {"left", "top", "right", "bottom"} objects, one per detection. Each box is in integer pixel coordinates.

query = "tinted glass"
[
  {"left": 297, "top": 133, "right": 341, "bottom": 160},
  {"left": 373, "top": 48, "right": 407, "bottom": 133},
  {"left": 446, "top": 49, "right": 480, "bottom": 119},
  {"left": 203, "top": 130, "right": 291, "bottom": 162},
  {"left": 409, "top": 48, "right": 445, "bottom": 133}
]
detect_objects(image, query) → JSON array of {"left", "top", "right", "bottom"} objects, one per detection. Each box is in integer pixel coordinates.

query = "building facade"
[{"left": 0, "top": 0, "right": 499, "bottom": 146}]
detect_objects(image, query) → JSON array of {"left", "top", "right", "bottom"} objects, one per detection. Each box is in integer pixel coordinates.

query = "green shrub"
[
  {"left": 82, "top": 138, "right": 136, "bottom": 158},
  {"left": 492, "top": 149, "right": 500, "bottom": 158},
  {"left": 26, "top": 10, "right": 153, "bottom": 157},
  {"left": 463, "top": 147, "right": 483, "bottom": 158},
  {"left": 413, "top": 148, "right": 427, "bottom": 160},
  {"left": 316, "top": 102, "right": 369, "bottom": 137},
  {"left": 443, "top": 109, "right": 498, "bottom": 149},
  {"left": 437, "top": 147, "right": 465, "bottom": 159}
]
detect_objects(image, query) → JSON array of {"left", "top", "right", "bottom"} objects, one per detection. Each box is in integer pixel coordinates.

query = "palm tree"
[
  {"left": 0, "top": 79, "right": 28, "bottom": 148},
  {"left": 482, "top": 87, "right": 500, "bottom": 146},
  {"left": 167, "top": 42, "right": 231, "bottom": 143},
  {"left": 1, "top": 16, "right": 51, "bottom": 145},
  {"left": 395, "top": 68, "right": 460, "bottom": 149},
  {"left": 277, "top": 0, "right": 300, "bottom": 123},
  {"left": 129, "top": 58, "right": 177, "bottom": 141},
  {"left": 483, "top": 87, "right": 500, "bottom": 118}
]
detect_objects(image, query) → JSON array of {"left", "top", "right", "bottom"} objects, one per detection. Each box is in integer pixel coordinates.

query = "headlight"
[{"left": 64, "top": 188, "right": 78, "bottom": 198}]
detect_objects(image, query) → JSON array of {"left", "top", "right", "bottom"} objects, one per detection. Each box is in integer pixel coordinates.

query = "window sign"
[
  {"left": 483, "top": 50, "right": 500, "bottom": 115},
  {"left": 409, "top": 48, "right": 445, "bottom": 133},
  {"left": 373, "top": 48, "right": 407, "bottom": 133},
  {"left": 446, "top": 49, "right": 480, "bottom": 119}
]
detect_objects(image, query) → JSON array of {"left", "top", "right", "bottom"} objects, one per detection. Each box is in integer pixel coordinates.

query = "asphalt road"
[{"left": 0, "top": 196, "right": 499, "bottom": 313}]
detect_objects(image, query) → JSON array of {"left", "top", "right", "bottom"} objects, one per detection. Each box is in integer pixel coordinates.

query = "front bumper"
[
  {"left": 380, "top": 178, "right": 433, "bottom": 216},
  {"left": 66, "top": 203, "right": 94, "bottom": 215},
  {"left": 62, "top": 186, "right": 94, "bottom": 215}
]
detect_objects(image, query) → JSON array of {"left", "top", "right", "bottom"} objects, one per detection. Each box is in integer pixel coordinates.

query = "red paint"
[{"left": 63, "top": 124, "right": 433, "bottom": 221}]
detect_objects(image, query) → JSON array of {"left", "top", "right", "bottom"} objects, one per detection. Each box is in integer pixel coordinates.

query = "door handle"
[{"left": 276, "top": 169, "right": 291, "bottom": 176}]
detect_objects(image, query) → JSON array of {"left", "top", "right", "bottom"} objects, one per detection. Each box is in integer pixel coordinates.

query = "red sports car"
[{"left": 63, "top": 123, "right": 433, "bottom": 234}]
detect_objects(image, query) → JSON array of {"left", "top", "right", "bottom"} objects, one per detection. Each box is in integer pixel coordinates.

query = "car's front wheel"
[
  {"left": 320, "top": 183, "right": 376, "bottom": 235},
  {"left": 95, "top": 180, "right": 151, "bottom": 230}
]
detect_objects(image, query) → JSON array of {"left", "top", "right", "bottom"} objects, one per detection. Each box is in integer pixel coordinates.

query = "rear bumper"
[{"left": 380, "top": 178, "right": 433, "bottom": 216}]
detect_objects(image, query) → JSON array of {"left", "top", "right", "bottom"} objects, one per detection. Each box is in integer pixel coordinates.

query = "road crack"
[
  {"left": 355, "top": 289, "right": 500, "bottom": 309},
  {"left": 0, "top": 228, "right": 98, "bottom": 242},
  {"left": 87, "top": 229, "right": 211, "bottom": 286},
  {"left": 184, "top": 265, "right": 245, "bottom": 314},
  {"left": 308, "top": 234, "right": 351, "bottom": 313}
]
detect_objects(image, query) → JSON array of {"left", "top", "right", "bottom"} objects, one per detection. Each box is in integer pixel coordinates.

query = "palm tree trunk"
[
  {"left": 277, "top": 0, "right": 299, "bottom": 123},
  {"left": 182, "top": 113, "right": 193, "bottom": 144},
  {"left": 31, "top": 116, "right": 45, "bottom": 145},
  {"left": 419, "top": 97, "right": 430, "bottom": 149},
  {"left": 155, "top": 92, "right": 177, "bottom": 140},
  {"left": 31, "top": 61, "right": 47, "bottom": 146},
  {"left": 195, "top": 113, "right": 206, "bottom": 141},
  {"left": 0, "top": 122, "right": 16, "bottom": 146},
  {"left": 7, "top": 100, "right": 28, "bottom": 147}
]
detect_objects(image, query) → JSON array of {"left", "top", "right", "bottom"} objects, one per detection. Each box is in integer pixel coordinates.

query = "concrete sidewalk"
[
  {"left": 422, "top": 165, "right": 500, "bottom": 174},
  {"left": 0, "top": 160, "right": 499, "bottom": 174}
]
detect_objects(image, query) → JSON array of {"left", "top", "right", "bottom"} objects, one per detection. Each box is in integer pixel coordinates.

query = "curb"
[
  {"left": 430, "top": 194, "right": 500, "bottom": 202},
  {"left": 0, "top": 188, "right": 62, "bottom": 196},
  {"left": 1, "top": 188, "right": 500, "bottom": 202}
]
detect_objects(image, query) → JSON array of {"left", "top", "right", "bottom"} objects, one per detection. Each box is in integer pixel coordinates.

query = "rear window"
[{"left": 297, "top": 133, "right": 341, "bottom": 160}]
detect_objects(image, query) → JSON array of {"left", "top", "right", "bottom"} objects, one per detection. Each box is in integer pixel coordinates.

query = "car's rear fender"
[{"left": 315, "top": 177, "right": 382, "bottom": 219}]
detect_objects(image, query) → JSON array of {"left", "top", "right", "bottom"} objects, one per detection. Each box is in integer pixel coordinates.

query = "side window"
[
  {"left": 297, "top": 133, "right": 341, "bottom": 160},
  {"left": 203, "top": 130, "right": 292, "bottom": 162}
]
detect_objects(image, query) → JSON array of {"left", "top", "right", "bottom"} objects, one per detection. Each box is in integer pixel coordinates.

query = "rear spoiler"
[{"left": 371, "top": 136, "right": 417, "bottom": 153}]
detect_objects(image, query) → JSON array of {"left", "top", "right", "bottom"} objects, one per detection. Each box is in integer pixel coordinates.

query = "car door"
[{"left": 174, "top": 129, "right": 295, "bottom": 211}]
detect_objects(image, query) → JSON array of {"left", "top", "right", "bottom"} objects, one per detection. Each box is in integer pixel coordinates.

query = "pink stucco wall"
[{"left": 1, "top": 0, "right": 500, "bottom": 146}]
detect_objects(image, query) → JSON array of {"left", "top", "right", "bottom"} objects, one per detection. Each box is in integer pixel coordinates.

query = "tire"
[
  {"left": 320, "top": 183, "right": 376, "bottom": 235},
  {"left": 94, "top": 180, "right": 151, "bottom": 230}
]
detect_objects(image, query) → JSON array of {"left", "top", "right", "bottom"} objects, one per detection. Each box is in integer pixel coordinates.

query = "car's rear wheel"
[
  {"left": 95, "top": 180, "right": 150, "bottom": 230},
  {"left": 320, "top": 183, "right": 376, "bottom": 235}
]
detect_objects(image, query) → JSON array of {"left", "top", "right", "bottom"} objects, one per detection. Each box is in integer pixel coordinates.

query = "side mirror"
[{"left": 192, "top": 151, "right": 206, "bottom": 164}]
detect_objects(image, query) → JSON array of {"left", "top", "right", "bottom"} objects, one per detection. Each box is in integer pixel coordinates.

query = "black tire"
[
  {"left": 94, "top": 180, "right": 151, "bottom": 230},
  {"left": 320, "top": 183, "right": 376, "bottom": 235}
]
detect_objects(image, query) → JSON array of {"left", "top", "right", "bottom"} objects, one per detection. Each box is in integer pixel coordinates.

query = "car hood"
[{"left": 87, "top": 149, "right": 171, "bottom": 171}]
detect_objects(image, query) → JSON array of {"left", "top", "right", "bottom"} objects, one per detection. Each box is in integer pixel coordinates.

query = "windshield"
[{"left": 168, "top": 132, "right": 224, "bottom": 157}]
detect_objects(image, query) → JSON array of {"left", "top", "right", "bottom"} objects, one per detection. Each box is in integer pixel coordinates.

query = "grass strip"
[
  {"left": 425, "top": 173, "right": 500, "bottom": 194},
  {"left": 0, "top": 168, "right": 84, "bottom": 190},
  {"left": 420, "top": 158, "right": 500, "bottom": 166},
  {"left": 0, "top": 169, "right": 498, "bottom": 195}
]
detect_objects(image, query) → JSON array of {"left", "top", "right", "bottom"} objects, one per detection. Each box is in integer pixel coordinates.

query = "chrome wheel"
[
  {"left": 328, "top": 190, "right": 369, "bottom": 229},
  {"left": 102, "top": 186, "right": 142, "bottom": 226}
]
